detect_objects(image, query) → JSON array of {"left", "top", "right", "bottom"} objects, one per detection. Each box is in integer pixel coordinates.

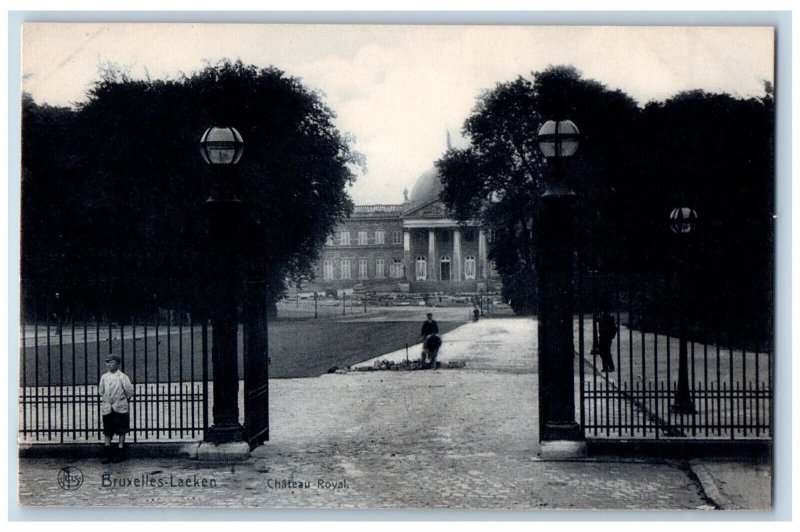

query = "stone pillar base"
[
  {"left": 204, "top": 422, "right": 246, "bottom": 444},
  {"left": 197, "top": 442, "right": 251, "bottom": 462},
  {"left": 541, "top": 421, "right": 582, "bottom": 441},
  {"left": 538, "top": 440, "right": 588, "bottom": 461}
]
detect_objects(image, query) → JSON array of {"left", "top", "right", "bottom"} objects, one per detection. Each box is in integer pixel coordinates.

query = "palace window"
[
  {"left": 391, "top": 259, "right": 404, "bottom": 279},
  {"left": 358, "top": 231, "right": 368, "bottom": 245},
  {"left": 440, "top": 255, "right": 451, "bottom": 281},
  {"left": 464, "top": 256, "right": 476, "bottom": 280},
  {"left": 375, "top": 231, "right": 385, "bottom": 245},
  {"left": 340, "top": 259, "right": 351, "bottom": 280},
  {"left": 358, "top": 258, "right": 368, "bottom": 279},
  {"left": 340, "top": 232, "right": 351, "bottom": 246},
  {"left": 323, "top": 260, "right": 334, "bottom": 280},
  {"left": 375, "top": 259, "right": 385, "bottom": 279},
  {"left": 393, "top": 231, "right": 401, "bottom": 245},
  {"left": 415, "top": 256, "right": 427, "bottom": 281}
]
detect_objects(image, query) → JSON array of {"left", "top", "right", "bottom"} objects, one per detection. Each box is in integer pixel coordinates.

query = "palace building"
[{"left": 308, "top": 166, "right": 501, "bottom": 295}]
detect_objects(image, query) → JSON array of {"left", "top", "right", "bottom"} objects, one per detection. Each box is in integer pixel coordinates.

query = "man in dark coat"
[
  {"left": 421, "top": 312, "right": 439, "bottom": 337},
  {"left": 420, "top": 313, "right": 441, "bottom": 369},
  {"left": 597, "top": 310, "right": 617, "bottom": 372}
]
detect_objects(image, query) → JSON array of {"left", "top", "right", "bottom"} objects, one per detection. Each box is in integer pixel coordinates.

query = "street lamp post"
[
  {"left": 536, "top": 119, "right": 583, "bottom": 442},
  {"left": 200, "top": 126, "right": 247, "bottom": 444},
  {"left": 670, "top": 207, "right": 698, "bottom": 415}
]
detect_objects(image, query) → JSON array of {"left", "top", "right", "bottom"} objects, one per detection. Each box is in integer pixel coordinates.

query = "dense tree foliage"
[
  {"left": 22, "top": 60, "right": 358, "bottom": 320},
  {"left": 437, "top": 66, "right": 774, "bottom": 343},
  {"left": 437, "top": 66, "right": 641, "bottom": 314},
  {"left": 632, "top": 89, "right": 774, "bottom": 343},
  {"left": 436, "top": 77, "right": 544, "bottom": 314}
]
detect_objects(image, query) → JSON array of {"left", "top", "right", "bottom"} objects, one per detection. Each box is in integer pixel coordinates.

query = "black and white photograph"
[{"left": 12, "top": 15, "right": 783, "bottom": 515}]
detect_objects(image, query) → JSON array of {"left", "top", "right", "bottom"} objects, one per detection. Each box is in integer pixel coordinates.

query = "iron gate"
[
  {"left": 243, "top": 278, "right": 270, "bottom": 449},
  {"left": 19, "top": 307, "right": 210, "bottom": 443},
  {"left": 576, "top": 272, "right": 772, "bottom": 440}
]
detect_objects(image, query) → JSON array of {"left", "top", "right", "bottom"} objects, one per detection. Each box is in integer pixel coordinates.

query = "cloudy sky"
[{"left": 22, "top": 23, "right": 774, "bottom": 204}]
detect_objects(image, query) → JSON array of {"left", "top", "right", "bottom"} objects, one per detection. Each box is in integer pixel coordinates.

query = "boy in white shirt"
[{"left": 99, "top": 354, "right": 134, "bottom": 463}]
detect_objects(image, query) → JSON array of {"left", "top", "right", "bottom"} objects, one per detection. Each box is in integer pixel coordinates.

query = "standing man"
[
  {"left": 597, "top": 309, "right": 617, "bottom": 372},
  {"left": 421, "top": 312, "right": 439, "bottom": 338},
  {"left": 420, "top": 313, "right": 441, "bottom": 369}
]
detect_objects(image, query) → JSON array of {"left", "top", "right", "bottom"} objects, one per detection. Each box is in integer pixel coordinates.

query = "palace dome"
[{"left": 409, "top": 167, "right": 444, "bottom": 205}]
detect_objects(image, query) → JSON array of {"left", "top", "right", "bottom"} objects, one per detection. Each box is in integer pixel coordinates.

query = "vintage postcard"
[{"left": 15, "top": 20, "right": 777, "bottom": 513}]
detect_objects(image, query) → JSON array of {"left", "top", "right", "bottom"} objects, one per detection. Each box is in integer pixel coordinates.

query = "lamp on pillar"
[
  {"left": 669, "top": 207, "right": 698, "bottom": 415},
  {"left": 200, "top": 126, "right": 246, "bottom": 444},
  {"left": 536, "top": 119, "right": 582, "bottom": 443}
]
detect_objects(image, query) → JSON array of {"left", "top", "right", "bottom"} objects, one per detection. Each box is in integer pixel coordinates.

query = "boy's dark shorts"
[{"left": 102, "top": 411, "right": 130, "bottom": 436}]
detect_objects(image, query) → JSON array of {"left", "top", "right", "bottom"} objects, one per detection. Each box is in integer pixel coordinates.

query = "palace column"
[
  {"left": 403, "top": 229, "right": 411, "bottom": 280},
  {"left": 452, "top": 228, "right": 462, "bottom": 281},
  {"left": 478, "top": 229, "right": 488, "bottom": 280},
  {"left": 428, "top": 229, "right": 436, "bottom": 281}
]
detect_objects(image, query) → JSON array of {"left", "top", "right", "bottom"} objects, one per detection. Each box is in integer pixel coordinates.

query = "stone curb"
[
  {"left": 585, "top": 438, "right": 771, "bottom": 458},
  {"left": 538, "top": 440, "right": 588, "bottom": 461},
  {"left": 689, "top": 460, "right": 732, "bottom": 510},
  {"left": 196, "top": 442, "right": 250, "bottom": 462},
  {"left": 18, "top": 442, "right": 202, "bottom": 460}
]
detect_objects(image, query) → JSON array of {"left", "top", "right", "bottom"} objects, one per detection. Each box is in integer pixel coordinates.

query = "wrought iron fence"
[
  {"left": 576, "top": 272, "right": 772, "bottom": 440},
  {"left": 19, "top": 309, "right": 210, "bottom": 443}
]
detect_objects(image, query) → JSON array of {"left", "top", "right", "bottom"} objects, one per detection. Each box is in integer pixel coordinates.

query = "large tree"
[
  {"left": 22, "top": 60, "right": 359, "bottom": 319},
  {"left": 631, "top": 89, "right": 774, "bottom": 343},
  {"left": 21, "top": 95, "right": 81, "bottom": 312},
  {"left": 437, "top": 65, "right": 774, "bottom": 345},
  {"left": 437, "top": 66, "right": 641, "bottom": 314}
]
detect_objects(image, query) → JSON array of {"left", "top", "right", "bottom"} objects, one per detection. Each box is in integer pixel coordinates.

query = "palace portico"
[{"left": 309, "top": 166, "right": 500, "bottom": 295}]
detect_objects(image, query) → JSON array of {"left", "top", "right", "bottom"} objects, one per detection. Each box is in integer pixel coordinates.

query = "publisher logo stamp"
[{"left": 57, "top": 466, "right": 84, "bottom": 490}]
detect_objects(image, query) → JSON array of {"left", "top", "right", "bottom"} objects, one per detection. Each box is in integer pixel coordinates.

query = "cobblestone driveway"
[{"left": 18, "top": 319, "right": 709, "bottom": 510}]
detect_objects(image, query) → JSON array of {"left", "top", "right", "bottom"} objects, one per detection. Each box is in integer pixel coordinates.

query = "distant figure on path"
[
  {"left": 420, "top": 312, "right": 441, "bottom": 369},
  {"left": 99, "top": 353, "right": 134, "bottom": 463},
  {"left": 597, "top": 310, "right": 617, "bottom": 372}
]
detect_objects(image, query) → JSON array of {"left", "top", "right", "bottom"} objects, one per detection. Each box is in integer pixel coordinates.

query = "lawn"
[
  {"left": 268, "top": 319, "right": 466, "bottom": 378},
  {"left": 20, "top": 314, "right": 469, "bottom": 385}
]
